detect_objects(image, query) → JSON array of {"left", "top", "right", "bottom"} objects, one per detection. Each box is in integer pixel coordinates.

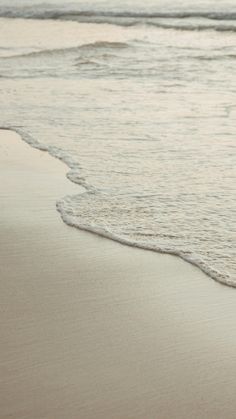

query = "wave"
[
  {"left": 79, "top": 41, "right": 128, "bottom": 49},
  {"left": 0, "top": 41, "right": 129, "bottom": 60},
  {"left": 1, "top": 6, "right": 236, "bottom": 21},
  {"left": 144, "top": 21, "right": 236, "bottom": 33},
  {"left": 1, "top": 125, "right": 234, "bottom": 288},
  {"left": 192, "top": 54, "right": 236, "bottom": 61},
  {"left": 1, "top": 6, "right": 236, "bottom": 32}
]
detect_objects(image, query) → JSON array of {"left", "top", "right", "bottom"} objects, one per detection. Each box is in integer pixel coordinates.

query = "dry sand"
[{"left": 1, "top": 129, "right": 236, "bottom": 419}]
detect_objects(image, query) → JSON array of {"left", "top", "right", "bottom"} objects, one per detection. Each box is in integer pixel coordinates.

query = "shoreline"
[
  {"left": 2, "top": 126, "right": 232, "bottom": 288},
  {"left": 1, "top": 129, "right": 236, "bottom": 418}
]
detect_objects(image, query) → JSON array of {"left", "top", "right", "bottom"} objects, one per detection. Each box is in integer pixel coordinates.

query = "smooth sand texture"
[{"left": 1, "top": 129, "right": 236, "bottom": 419}]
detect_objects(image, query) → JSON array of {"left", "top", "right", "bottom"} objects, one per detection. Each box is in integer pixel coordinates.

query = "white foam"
[{"left": 0, "top": 11, "right": 235, "bottom": 287}]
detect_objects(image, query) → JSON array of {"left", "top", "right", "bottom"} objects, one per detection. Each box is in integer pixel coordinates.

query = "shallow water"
[{"left": 0, "top": 1, "right": 235, "bottom": 286}]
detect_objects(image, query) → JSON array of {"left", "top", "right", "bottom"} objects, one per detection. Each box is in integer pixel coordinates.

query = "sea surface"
[{"left": 0, "top": 0, "right": 235, "bottom": 286}]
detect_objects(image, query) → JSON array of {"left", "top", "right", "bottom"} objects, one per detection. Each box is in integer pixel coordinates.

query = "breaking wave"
[
  {"left": 1, "top": 7, "right": 236, "bottom": 20},
  {"left": 1, "top": 6, "right": 236, "bottom": 32},
  {"left": 0, "top": 41, "right": 129, "bottom": 60}
]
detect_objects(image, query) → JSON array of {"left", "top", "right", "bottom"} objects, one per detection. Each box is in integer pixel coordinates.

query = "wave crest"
[
  {"left": 1, "top": 7, "right": 236, "bottom": 21},
  {"left": 1, "top": 7, "right": 236, "bottom": 33},
  {"left": 0, "top": 41, "right": 129, "bottom": 60}
]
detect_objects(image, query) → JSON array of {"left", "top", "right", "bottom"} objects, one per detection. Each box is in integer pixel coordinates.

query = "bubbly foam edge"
[{"left": 1, "top": 125, "right": 234, "bottom": 288}]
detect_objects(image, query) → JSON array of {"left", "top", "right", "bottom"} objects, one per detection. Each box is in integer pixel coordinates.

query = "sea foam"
[{"left": 0, "top": 7, "right": 235, "bottom": 287}]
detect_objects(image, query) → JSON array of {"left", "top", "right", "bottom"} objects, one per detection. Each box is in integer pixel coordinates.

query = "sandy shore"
[{"left": 1, "top": 129, "right": 236, "bottom": 419}]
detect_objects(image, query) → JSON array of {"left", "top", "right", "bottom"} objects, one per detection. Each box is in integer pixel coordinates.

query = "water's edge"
[{"left": 1, "top": 125, "right": 234, "bottom": 288}]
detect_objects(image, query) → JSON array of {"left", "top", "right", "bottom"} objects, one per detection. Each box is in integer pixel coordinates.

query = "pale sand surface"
[{"left": 1, "top": 129, "right": 236, "bottom": 419}]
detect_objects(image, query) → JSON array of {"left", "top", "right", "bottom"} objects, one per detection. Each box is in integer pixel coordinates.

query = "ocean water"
[{"left": 0, "top": 1, "right": 235, "bottom": 286}]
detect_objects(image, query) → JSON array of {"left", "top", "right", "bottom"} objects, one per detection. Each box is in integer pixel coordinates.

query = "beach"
[
  {"left": 1, "top": 128, "right": 236, "bottom": 418},
  {"left": 0, "top": 14, "right": 235, "bottom": 286}
]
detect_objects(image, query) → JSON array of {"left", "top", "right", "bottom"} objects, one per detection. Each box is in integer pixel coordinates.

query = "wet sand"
[{"left": 1, "top": 129, "right": 236, "bottom": 419}]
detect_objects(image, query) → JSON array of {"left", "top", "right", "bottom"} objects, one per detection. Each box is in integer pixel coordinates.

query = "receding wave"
[{"left": 2, "top": 125, "right": 235, "bottom": 288}]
